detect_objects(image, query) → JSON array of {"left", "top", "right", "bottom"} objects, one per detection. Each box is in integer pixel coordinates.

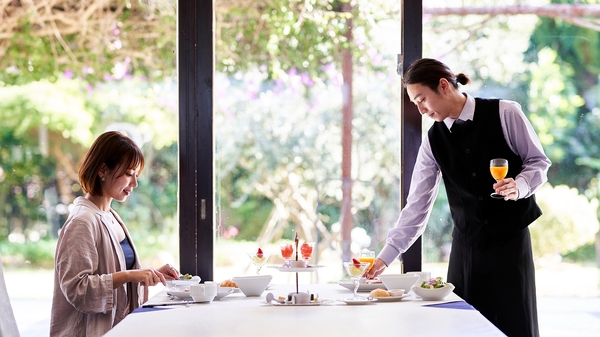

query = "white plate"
[
  {"left": 261, "top": 300, "right": 321, "bottom": 306},
  {"left": 167, "top": 290, "right": 192, "bottom": 299},
  {"left": 370, "top": 294, "right": 410, "bottom": 302},
  {"left": 268, "top": 265, "right": 325, "bottom": 272},
  {"left": 338, "top": 281, "right": 385, "bottom": 292},
  {"left": 338, "top": 298, "right": 377, "bottom": 305}
]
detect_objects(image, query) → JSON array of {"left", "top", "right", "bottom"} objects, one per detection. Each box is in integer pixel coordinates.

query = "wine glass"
[
  {"left": 300, "top": 242, "right": 314, "bottom": 265},
  {"left": 490, "top": 158, "right": 508, "bottom": 199},
  {"left": 343, "top": 261, "right": 371, "bottom": 300},
  {"left": 247, "top": 251, "right": 270, "bottom": 275},
  {"left": 279, "top": 243, "right": 294, "bottom": 267}
]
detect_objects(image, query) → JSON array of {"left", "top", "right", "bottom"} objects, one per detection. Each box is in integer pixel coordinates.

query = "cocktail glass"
[
  {"left": 300, "top": 242, "right": 314, "bottom": 264},
  {"left": 247, "top": 252, "right": 270, "bottom": 275},
  {"left": 358, "top": 250, "right": 375, "bottom": 273},
  {"left": 343, "top": 261, "right": 371, "bottom": 300},
  {"left": 280, "top": 243, "right": 294, "bottom": 267}
]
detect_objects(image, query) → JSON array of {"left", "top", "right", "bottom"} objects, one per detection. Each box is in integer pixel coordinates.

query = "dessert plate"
[
  {"left": 370, "top": 294, "right": 410, "bottom": 302},
  {"left": 338, "top": 298, "right": 377, "bottom": 305},
  {"left": 268, "top": 265, "right": 325, "bottom": 272}
]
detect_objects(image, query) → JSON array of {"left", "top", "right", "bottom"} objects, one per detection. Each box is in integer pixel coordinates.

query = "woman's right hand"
[{"left": 112, "top": 268, "right": 166, "bottom": 289}]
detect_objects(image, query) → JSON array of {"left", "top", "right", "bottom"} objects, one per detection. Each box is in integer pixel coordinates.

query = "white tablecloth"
[{"left": 103, "top": 284, "right": 506, "bottom": 336}]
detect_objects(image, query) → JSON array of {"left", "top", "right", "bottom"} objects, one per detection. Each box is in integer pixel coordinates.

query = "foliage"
[
  {"left": 0, "top": 1, "right": 177, "bottom": 85},
  {"left": 530, "top": 184, "right": 599, "bottom": 258},
  {"left": 215, "top": 0, "right": 396, "bottom": 80}
]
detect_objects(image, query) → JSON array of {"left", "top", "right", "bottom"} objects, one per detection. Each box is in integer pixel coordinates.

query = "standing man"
[{"left": 366, "top": 58, "right": 550, "bottom": 337}]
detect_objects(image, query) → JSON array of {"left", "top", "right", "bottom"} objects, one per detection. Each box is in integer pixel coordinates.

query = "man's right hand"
[{"left": 365, "top": 258, "right": 387, "bottom": 279}]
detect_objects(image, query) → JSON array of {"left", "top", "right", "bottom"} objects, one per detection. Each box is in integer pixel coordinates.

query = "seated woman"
[{"left": 50, "top": 131, "right": 180, "bottom": 337}]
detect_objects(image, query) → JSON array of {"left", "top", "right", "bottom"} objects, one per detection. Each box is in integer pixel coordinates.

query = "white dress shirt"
[{"left": 378, "top": 93, "right": 551, "bottom": 265}]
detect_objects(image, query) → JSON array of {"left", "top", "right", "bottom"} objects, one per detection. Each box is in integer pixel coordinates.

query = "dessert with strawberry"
[
  {"left": 251, "top": 248, "right": 267, "bottom": 264},
  {"left": 348, "top": 258, "right": 367, "bottom": 277}
]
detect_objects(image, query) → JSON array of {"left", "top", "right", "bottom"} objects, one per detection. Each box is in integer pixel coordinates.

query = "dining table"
[{"left": 103, "top": 282, "right": 506, "bottom": 336}]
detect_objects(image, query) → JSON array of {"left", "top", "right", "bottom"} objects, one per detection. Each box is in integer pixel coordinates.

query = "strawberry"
[
  {"left": 352, "top": 258, "right": 361, "bottom": 268},
  {"left": 256, "top": 248, "right": 264, "bottom": 258}
]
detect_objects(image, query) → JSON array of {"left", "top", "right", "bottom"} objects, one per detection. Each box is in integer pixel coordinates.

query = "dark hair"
[
  {"left": 79, "top": 131, "right": 145, "bottom": 197},
  {"left": 403, "top": 58, "right": 470, "bottom": 93}
]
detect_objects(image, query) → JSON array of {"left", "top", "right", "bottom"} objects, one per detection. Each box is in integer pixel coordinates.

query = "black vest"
[{"left": 428, "top": 98, "right": 542, "bottom": 248}]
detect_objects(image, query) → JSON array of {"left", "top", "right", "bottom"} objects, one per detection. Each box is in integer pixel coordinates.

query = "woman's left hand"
[
  {"left": 493, "top": 178, "right": 519, "bottom": 201},
  {"left": 158, "top": 264, "right": 180, "bottom": 280}
]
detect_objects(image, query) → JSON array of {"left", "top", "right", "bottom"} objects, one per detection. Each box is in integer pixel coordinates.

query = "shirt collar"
[{"left": 444, "top": 93, "right": 475, "bottom": 131}]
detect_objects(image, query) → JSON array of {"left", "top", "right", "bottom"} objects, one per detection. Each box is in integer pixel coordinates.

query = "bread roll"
[
  {"left": 369, "top": 288, "right": 390, "bottom": 298},
  {"left": 220, "top": 279, "right": 238, "bottom": 288}
]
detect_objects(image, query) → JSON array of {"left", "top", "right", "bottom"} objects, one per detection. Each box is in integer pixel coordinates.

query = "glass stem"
[{"left": 353, "top": 277, "right": 359, "bottom": 298}]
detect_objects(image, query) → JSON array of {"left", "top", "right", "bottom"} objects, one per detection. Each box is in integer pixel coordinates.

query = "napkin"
[
  {"left": 424, "top": 301, "right": 474, "bottom": 310},
  {"left": 132, "top": 306, "right": 173, "bottom": 314}
]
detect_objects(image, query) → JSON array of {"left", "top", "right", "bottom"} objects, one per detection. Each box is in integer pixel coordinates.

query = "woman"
[
  {"left": 50, "top": 131, "right": 180, "bottom": 337},
  {"left": 366, "top": 58, "right": 551, "bottom": 337}
]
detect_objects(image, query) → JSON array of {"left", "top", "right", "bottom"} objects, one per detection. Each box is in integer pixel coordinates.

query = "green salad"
[{"left": 420, "top": 276, "right": 449, "bottom": 289}]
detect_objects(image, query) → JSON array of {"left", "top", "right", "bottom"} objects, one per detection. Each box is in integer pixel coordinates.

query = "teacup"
[
  {"left": 292, "top": 292, "right": 310, "bottom": 304},
  {"left": 190, "top": 283, "right": 218, "bottom": 302}
]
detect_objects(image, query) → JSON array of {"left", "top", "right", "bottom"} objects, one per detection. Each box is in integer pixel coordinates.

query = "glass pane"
[{"left": 214, "top": 4, "right": 403, "bottom": 284}]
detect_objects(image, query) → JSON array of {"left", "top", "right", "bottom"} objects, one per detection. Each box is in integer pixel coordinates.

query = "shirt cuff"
[
  {"left": 515, "top": 177, "right": 528, "bottom": 199},
  {"left": 378, "top": 244, "right": 401, "bottom": 267}
]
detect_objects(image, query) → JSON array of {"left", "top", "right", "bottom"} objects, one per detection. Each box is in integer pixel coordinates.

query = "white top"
[
  {"left": 103, "top": 284, "right": 505, "bottom": 337},
  {"left": 379, "top": 93, "right": 551, "bottom": 265}
]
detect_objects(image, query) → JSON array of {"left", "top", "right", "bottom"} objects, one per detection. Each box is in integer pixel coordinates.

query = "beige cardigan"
[{"left": 50, "top": 197, "right": 148, "bottom": 337}]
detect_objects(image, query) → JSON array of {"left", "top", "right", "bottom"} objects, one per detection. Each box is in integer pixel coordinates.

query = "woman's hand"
[
  {"left": 157, "top": 264, "right": 180, "bottom": 280},
  {"left": 365, "top": 258, "right": 388, "bottom": 279},
  {"left": 112, "top": 268, "right": 166, "bottom": 289},
  {"left": 493, "top": 178, "right": 519, "bottom": 201}
]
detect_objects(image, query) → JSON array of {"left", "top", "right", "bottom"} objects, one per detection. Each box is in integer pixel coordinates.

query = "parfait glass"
[
  {"left": 343, "top": 261, "right": 371, "bottom": 300},
  {"left": 300, "top": 242, "right": 314, "bottom": 265},
  {"left": 279, "top": 243, "right": 294, "bottom": 267},
  {"left": 247, "top": 252, "right": 270, "bottom": 275}
]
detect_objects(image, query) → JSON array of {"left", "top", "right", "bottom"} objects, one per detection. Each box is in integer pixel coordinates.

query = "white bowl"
[
  {"left": 378, "top": 274, "right": 420, "bottom": 292},
  {"left": 412, "top": 283, "right": 455, "bottom": 300},
  {"left": 231, "top": 275, "right": 272, "bottom": 297}
]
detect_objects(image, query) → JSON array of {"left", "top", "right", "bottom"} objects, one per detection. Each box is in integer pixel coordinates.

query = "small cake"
[{"left": 369, "top": 288, "right": 391, "bottom": 298}]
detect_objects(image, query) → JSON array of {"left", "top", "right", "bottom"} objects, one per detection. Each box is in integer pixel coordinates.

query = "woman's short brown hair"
[
  {"left": 403, "top": 58, "right": 470, "bottom": 93},
  {"left": 78, "top": 131, "right": 145, "bottom": 197}
]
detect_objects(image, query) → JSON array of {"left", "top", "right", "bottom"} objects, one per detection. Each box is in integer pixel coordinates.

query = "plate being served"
[
  {"left": 370, "top": 294, "right": 410, "bottom": 302},
  {"left": 338, "top": 281, "right": 384, "bottom": 292}
]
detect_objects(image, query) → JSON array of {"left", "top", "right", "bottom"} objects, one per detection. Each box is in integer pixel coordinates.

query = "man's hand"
[
  {"left": 493, "top": 178, "right": 519, "bottom": 201},
  {"left": 365, "top": 258, "right": 388, "bottom": 279}
]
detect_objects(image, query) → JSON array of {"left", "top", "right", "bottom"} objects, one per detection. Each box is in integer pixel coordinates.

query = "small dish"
[
  {"left": 411, "top": 283, "right": 455, "bottom": 301},
  {"left": 215, "top": 287, "right": 234, "bottom": 300}
]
